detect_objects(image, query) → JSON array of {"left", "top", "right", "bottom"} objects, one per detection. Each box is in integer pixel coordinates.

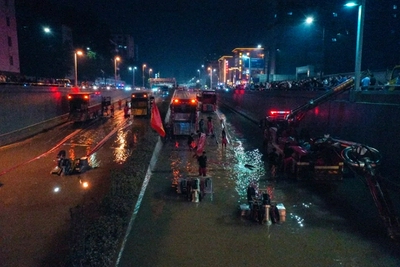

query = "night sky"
[
  {"left": 56, "top": 0, "right": 270, "bottom": 80},
  {"left": 53, "top": 0, "right": 400, "bottom": 82}
]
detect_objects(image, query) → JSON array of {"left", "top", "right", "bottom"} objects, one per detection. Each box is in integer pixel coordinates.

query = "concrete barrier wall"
[
  {"left": 0, "top": 85, "right": 131, "bottom": 146},
  {"left": 218, "top": 90, "right": 400, "bottom": 181},
  {"left": 0, "top": 114, "right": 69, "bottom": 147}
]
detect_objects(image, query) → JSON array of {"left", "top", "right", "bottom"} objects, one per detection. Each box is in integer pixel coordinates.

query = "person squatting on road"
[{"left": 195, "top": 151, "right": 207, "bottom": 176}]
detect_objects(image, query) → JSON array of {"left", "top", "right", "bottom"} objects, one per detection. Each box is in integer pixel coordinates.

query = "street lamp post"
[
  {"left": 149, "top": 68, "right": 153, "bottom": 78},
  {"left": 305, "top": 16, "right": 326, "bottom": 79},
  {"left": 129, "top": 66, "right": 137, "bottom": 88},
  {"left": 114, "top": 56, "right": 120, "bottom": 87},
  {"left": 74, "top": 50, "right": 83, "bottom": 87},
  {"left": 346, "top": 0, "right": 366, "bottom": 101},
  {"left": 142, "top": 64, "right": 147, "bottom": 88},
  {"left": 208, "top": 67, "right": 212, "bottom": 89},
  {"left": 197, "top": 69, "right": 200, "bottom": 79}
]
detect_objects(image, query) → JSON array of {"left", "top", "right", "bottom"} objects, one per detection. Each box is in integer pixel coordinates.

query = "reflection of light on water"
[
  {"left": 231, "top": 140, "right": 266, "bottom": 201},
  {"left": 289, "top": 203, "right": 312, "bottom": 228},
  {"left": 290, "top": 214, "right": 305, "bottom": 227},
  {"left": 89, "top": 152, "right": 100, "bottom": 168},
  {"left": 113, "top": 129, "right": 132, "bottom": 164}
]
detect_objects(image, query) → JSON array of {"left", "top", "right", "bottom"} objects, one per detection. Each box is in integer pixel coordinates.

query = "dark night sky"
[
  {"left": 57, "top": 0, "right": 270, "bottom": 81},
  {"left": 54, "top": 0, "right": 400, "bottom": 81}
]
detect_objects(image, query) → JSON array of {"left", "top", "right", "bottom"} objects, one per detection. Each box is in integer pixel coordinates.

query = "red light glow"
[{"left": 270, "top": 110, "right": 290, "bottom": 115}]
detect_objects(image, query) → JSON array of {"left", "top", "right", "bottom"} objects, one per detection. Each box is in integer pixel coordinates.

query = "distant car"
[{"left": 56, "top": 79, "right": 71, "bottom": 87}]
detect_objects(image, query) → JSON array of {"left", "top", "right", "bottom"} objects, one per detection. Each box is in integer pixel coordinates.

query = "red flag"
[
  {"left": 150, "top": 103, "right": 165, "bottom": 137},
  {"left": 196, "top": 133, "right": 206, "bottom": 155}
]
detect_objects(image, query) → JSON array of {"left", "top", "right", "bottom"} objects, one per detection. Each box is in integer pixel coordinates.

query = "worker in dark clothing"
[
  {"left": 197, "top": 151, "right": 207, "bottom": 176},
  {"left": 246, "top": 184, "right": 256, "bottom": 203},
  {"left": 268, "top": 147, "right": 279, "bottom": 178}
]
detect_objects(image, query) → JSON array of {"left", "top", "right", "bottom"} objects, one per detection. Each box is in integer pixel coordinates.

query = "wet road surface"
[
  {"left": 118, "top": 106, "right": 400, "bottom": 267},
  {"left": 0, "top": 104, "right": 140, "bottom": 266}
]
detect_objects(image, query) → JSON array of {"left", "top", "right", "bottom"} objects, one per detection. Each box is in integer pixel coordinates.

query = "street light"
[
  {"left": 345, "top": 0, "right": 366, "bottom": 100},
  {"left": 149, "top": 68, "right": 153, "bottom": 78},
  {"left": 43, "top": 27, "right": 51, "bottom": 34},
  {"left": 142, "top": 64, "right": 147, "bottom": 88},
  {"left": 74, "top": 50, "right": 83, "bottom": 87},
  {"left": 114, "top": 56, "right": 121, "bottom": 87},
  {"left": 129, "top": 66, "right": 137, "bottom": 88},
  {"left": 197, "top": 69, "right": 200, "bottom": 78},
  {"left": 305, "top": 16, "right": 326, "bottom": 78}
]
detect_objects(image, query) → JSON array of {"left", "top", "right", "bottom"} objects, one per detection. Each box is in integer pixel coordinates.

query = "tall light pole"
[
  {"left": 114, "top": 56, "right": 120, "bottom": 86},
  {"left": 142, "top": 64, "right": 147, "bottom": 88},
  {"left": 208, "top": 67, "right": 212, "bottom": 89},
  {"left": 345, "top": 0, "right": 366, "bottom": 101},
  {"left": 74, "top": 50, "right": 83, "bottom": 87},
  {"left": 197, "top": 69, "right": 200, "bottom": 79},
  {"left": 149, "top": 68, "right": 153, "bottom": 78},
  {"left": 129, "top": 66, "right": 137, "bottom": 88},
  {"left": 305, "top": 16, "right": 326, "bottom": 79}
]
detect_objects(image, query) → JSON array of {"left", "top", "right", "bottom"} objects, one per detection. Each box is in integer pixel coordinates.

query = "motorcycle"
[{"left": 51, "top": 150, "right": 90, "bottom": 176}]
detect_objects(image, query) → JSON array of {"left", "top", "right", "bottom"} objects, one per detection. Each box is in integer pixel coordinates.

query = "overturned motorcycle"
[{"left": 50, "top": 150, "right": 91, "bottom": 176}]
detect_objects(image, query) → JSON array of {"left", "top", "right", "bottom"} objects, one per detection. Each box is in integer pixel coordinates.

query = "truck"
[
  {"left": 169, "top": 90, "right": 199, "bottom": 136},
  {"left": 260, "top": 77, "right": 400, "bottom": 240},
  {"left": 68, "top": 92, "right": 109, "bottom": 122},
  {"left": 198, "top": 89, "right": 217, "bottom": 112}
]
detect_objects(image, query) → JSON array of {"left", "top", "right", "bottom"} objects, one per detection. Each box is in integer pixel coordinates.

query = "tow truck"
[
  {"left": 68, "top": 92, "right": 110, "bottom": 122},
  {"left": 169, "top": 90, "right": 199, "bottom": 136},
  {"left": 260, "top": 78, "right": 400, "bottom": 240}
]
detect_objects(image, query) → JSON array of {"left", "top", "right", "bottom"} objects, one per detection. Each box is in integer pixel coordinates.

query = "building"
[
  {"left": 111, "top": 34, "right": 135, "bottom": 61},
  {"left": 0, "top": 0, "right": 20, "bottom": 75},
  {"left": 218, "top": 55, "right": 233, "bottom": 86},
  {"left": 231, "top": 47, "right": 265, "bottom": 85}
]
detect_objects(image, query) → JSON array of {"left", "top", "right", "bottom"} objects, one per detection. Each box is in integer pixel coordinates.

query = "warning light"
[
  {"left": 67, "top": 95, "right": 72, "bottom": 99},
  {"left": 173, "top": 98, "right": 179, "bottom": 103},
  {"left": 270, "top": 110, "right": 290, "bottom": 116},
  {"left": 84, "top": 95, "right": 89, "bottom": 99},
  {"left": 190, "top": 99, "right": 196, "bottom": 104},
  {"left": 132, "top": 94, "right": 136, "bottom": 98},
  {"left": 144, "top": 94, "right": 147, "bottom": 97}
]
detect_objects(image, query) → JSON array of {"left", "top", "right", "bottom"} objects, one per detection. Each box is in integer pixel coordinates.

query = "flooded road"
[{"left": 118, "top": 106, "right": 400, "bottom": 267}]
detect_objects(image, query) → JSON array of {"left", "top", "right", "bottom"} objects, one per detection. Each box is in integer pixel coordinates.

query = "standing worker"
[
  {"left": 196, "top": 151, "right": 207, "bottom": 176},
  {"left": 221, "top": 128, "right": 227, "bottom": 148},
  {"left": 207, "top": 117, "right": 214, "bottom": 136},
  {"left": 110, "top": 103, "right": 115, "bottom": 117},
  {"left": 198, "top": 118, "right": 205, "bottom": 133}
]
